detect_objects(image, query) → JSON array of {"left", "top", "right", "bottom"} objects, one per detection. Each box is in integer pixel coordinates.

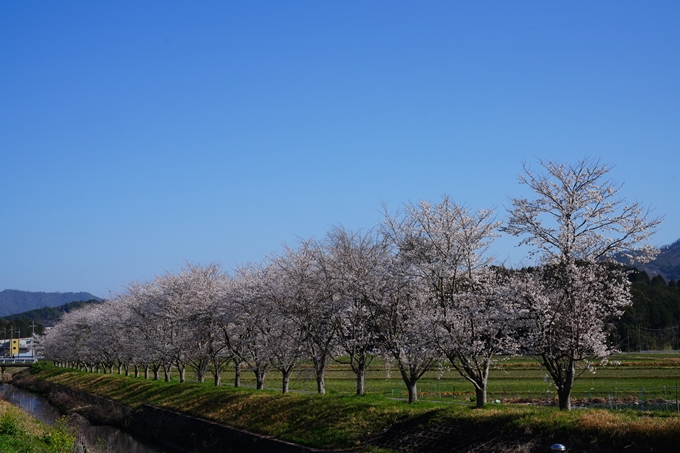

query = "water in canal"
[{"left": 0, "top": 383, "right": 169, "bottom": 453}]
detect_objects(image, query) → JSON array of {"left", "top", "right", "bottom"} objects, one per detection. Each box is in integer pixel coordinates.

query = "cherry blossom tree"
[
  {"left": 271, "top": 241, "right": 341, "bottom": 395},
  {"left": 125, "top": 280, "right": 169, "bottom": 380},
  {"left": 431, "top": 268, "right": 520, "bottom": 408},
  {"left": 382, "top": 196, "right": 518, "bottom": 407},
  {"left": 369, "top": 259, "right": 440, "bottom": 403},
  {"left": 258, "top": 264, "right": 305, "bottom": 393},
  {"left": 323, "top": 226, "right": 389, "bottom": 396},
  {"left": 515, "top": 262, "right": 630, "bottom": 410},
  {"left": 177, "top": 263, "right": 229, "bottom": 384},
  {"left": 226, "top": 265, "right": 275, "bottom": 390},
  {"left": 505, "top": 158, "right": 661, "bottom": 410}
]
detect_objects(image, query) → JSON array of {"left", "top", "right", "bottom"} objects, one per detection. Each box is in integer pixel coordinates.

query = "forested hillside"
[
  {"left": 0, "top": 290, "right": 102, "bottom": 317},
  {"left": 0, "top": 299, "right": 103, "bottom": 339},
  {"left": 616, "top": 269, "right": 680, "bottom": 351},
  {"left": 3, "top": 300, "right": 103, "bottom": 326},
  {"left": 639, "top": 239, "right": 680, "bottom": 280},
  {"left": 620, "top": 239, "right": 680, "bottom": 281}
]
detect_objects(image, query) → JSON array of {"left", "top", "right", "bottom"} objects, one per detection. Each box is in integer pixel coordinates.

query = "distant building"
[{"left": 0, "top": 337, "right": 34, "bottom": 358}]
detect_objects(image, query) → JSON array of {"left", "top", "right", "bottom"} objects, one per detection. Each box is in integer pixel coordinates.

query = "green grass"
[
  {"left": 0, "top": 399, "right": 75, "bottom": 453},
  {"left": 25, "top": 355, "right": 680, "bottom": 450},
  {"left": 203, "top": 353, "right": 680, "bottom": 406}
]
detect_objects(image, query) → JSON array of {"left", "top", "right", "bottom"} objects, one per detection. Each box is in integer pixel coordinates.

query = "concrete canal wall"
[{"left": 13, "top": 374, "right": 338, "bottom": 453}]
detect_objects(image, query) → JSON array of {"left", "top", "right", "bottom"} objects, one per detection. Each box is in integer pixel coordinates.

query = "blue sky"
[{"left": 2, "top": 1, "right": 679, "bottom": 298}]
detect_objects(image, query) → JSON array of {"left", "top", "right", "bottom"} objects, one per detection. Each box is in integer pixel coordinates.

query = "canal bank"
[
  {"left": 0, "top": 383, "right": 165, "bottom": 453},
  {"left": 22, "top": 365, "right": 680, "bottom": 453},
  {"left": 12, "top": 372, "right": 341, "bottom": 453}
]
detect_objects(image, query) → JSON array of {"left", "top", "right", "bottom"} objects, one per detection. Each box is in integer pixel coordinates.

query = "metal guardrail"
[{"left": 0, "top": 357, "right": 38, "bottom": 364}]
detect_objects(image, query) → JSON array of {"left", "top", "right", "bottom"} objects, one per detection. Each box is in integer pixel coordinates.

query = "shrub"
[{"left": 0, "top": 411, "right": 22, "bottom": 436}]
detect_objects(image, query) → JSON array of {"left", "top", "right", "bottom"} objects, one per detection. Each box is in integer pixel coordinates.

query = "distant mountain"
[
  {"left": 0, "top": 290, "right": 103, "bottom": 317},
  {"left": 2, "top": 299, "right": 104, "bottom": 327},
  {"left": 616, "top": 239, "right": 680, "bottom": 282}
]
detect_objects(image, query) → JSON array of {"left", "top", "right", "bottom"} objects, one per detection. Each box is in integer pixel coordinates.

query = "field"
[
  {"left": 23, "top": 357, "right": 680, "bottom": 451},
  {"left": 215, "top": 353, "right": 680, "bottom": 411}
]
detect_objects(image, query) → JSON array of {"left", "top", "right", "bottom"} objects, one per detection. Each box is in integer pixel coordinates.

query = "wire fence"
[{"left": 385, "top": 382, "right": 680, "bottom": 412}]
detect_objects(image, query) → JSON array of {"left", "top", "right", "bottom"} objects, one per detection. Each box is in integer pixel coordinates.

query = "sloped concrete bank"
[{"left": 13, "top": 374, "right": 337, "bottom": 453}]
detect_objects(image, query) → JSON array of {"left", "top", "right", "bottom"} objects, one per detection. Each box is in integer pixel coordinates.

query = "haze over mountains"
[{"left": 0, "top": 290, "right": 102, "bottom": 317}]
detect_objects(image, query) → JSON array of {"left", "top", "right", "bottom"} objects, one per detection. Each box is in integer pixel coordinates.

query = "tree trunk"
[
  {"left": 282, "top": 370, "right": 291, "bottom": 394},
  {"left": 194, "top": 359, "right": 208, "bottom": 383},
  {"left": 134, "top": 364, "right": 140, "bottom": 378},
  {"left": 210, "top": 357, "right": 226, "bottom": 387},
  {"left": 407, "top": 382, "right": 417, "bottom": 403},
  {"left": 234, "top": 360, "right": 241, "bottom": 387},
  {"left": 557, "top": 362, "right": 575, "bottom": 410},
  {"left": 475, "top": 386, "right": 487, "bottom": 408},
  {"left": 117, "top": 363, "right": 122, "bottom": 374},
  {"left": 356, "top": 367, "right": 366, "bottom": 396},
  {"left": 558, "top": 386, "right": 572, "bottom": 410},
  {"left": 255, "top": 369, "right": 266, "bottom": 390},
  {"left": 316, "top": 374, "right": 326, "bottom": 394},
  {"left": 314, "top": 360, "right": 327, "bottom": 394},
  {"left": 178, "top": 366, "right": 186, "bottom": 383}
]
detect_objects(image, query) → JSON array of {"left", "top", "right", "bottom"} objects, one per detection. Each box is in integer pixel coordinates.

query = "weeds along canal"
[{"left": 0, "top": 383, "right": 169, "bottom": 453}]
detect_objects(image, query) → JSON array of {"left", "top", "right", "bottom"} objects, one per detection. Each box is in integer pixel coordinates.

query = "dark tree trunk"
[
  {"left": 314, "top": 359, "right": 327, "bottom": 395},
  {"left": 475, "top": 386, "right": 487, "bottom": 408},
  {"left": 255, "top": 369, "right": 267, "bottom": 390},
  {"left": 407, "top": 382, "right": 417, "bottom": 403},
  {"left": 282, "top": 370, "right": 291, "bottom": 394},
  {"left": 356, "top": 367, "right": 366, "bottom": 396},
  {"left": 558, "top": 386, "right": 572, "bottom": 410},
  {"left": 234, "top": 360, "right": 241, "bottom": 387}
]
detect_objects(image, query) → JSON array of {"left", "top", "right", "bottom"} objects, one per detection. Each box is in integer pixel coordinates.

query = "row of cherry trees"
[{"left": 39, "top": 159, "right": 660, "bottom": 410}]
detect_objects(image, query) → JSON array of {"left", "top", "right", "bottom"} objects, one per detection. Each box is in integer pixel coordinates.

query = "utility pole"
[
  {"left": 29, "top": 322, "right": 37, "bottom": 358},
  {"left": 639, "top": 325, "right": 642, "bottom": 353},
  {"left": 8, "top": 327, "right": 14, "bottom": 358}
]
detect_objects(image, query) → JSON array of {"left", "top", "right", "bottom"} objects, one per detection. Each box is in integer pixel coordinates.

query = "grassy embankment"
[
  {"left": 0, "top": 398, "right": 74, "bottom": 453},
  {"left": 26, "top": 356, "right": 680, "bottom": 451}
]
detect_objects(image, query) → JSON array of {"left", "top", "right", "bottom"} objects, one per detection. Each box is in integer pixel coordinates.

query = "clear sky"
[{"left": 2, "top": 1, "right": 679, "bottom": 298}]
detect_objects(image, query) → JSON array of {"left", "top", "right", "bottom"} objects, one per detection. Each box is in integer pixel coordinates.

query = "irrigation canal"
[{"left": 0, "top": 383, "right": 168, "bottom": 453}]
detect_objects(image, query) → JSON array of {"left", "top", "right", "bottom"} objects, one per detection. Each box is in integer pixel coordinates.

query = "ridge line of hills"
[
  {"left": 626, "top": 238, "right": 680, "bottom": 282},
  {"left": 0, "top": 290, "right": 102, "bottom": 318}
]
